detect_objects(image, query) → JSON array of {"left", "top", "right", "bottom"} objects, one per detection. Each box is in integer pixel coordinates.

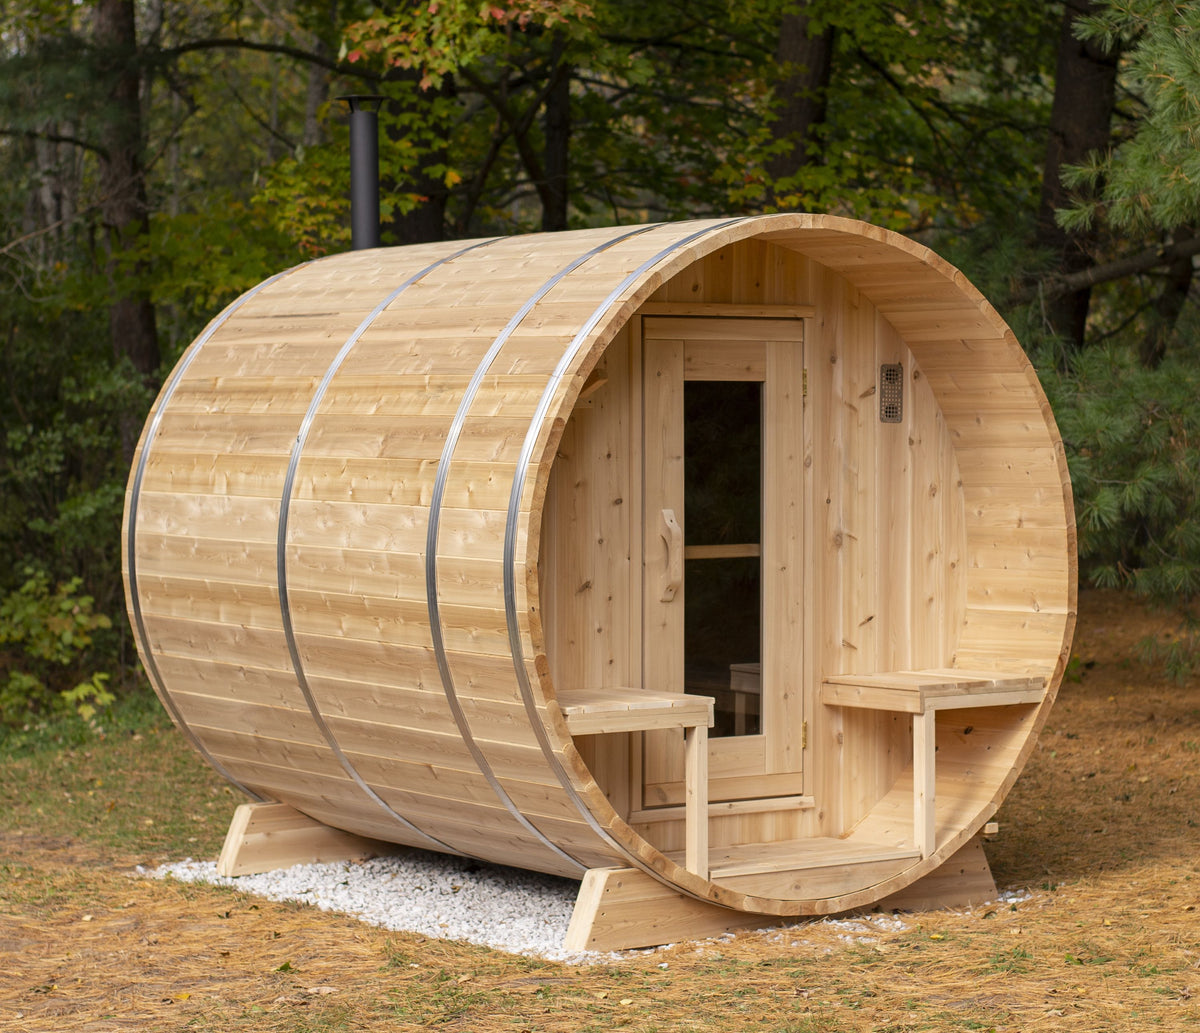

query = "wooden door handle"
[{"left": 660, "top": 508, "right": 683, "bottom": 602}]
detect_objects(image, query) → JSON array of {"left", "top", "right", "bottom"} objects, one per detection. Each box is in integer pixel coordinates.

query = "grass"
[
  {"left": 985, "top": 946, "right": 1033, "bottom": 975},
  {"left": 0, "top": 695, "right": 232, "bottom": 865},
  {"left": 2, "top": 589, "right": 1200, "bottom": 1031}
]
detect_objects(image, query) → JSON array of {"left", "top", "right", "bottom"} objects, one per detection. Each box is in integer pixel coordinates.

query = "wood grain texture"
[
  {"left": 124, "top": 214, "right": 1074, "bottom": 924},
  {"left": 217, "top": 802, "right": 395, "bottom": 877}
]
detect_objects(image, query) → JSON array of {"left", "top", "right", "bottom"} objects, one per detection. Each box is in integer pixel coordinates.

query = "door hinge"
[
  {"left": 802, "top": 368, "right": 808, "bottom": 399},
  {"left": 802, "top": 720, "right": 808, "bottom": 750}
]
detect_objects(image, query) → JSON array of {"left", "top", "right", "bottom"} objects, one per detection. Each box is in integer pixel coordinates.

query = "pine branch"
[{"left": 1015, "top": 235, "right": 1200, "bottom": 303}]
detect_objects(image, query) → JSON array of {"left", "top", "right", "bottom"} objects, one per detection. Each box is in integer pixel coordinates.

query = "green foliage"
[
  {"left": 0, "top": 569, "right": 114, "bottom": 728},
  {"left": 1061, "top": 0, "right": 1200, "bottom": 233},
  {"left": 1040, "top": 337, "right": 1200, "bottom": 677},
  {"left": 252, "top": 139, "right": 353, "bottom": 255},
  {"left": 120, "top": 194, "right": 298, "bottom": 316},
  {"left": 344, "top": 0, "right": 588, "bottom": 86},
  {"left": 250, "top": 92, "right": 464, "bottom": 253},
  {"left": 337, "top": 0, "right": 802, "bottom": 231},
  {"left": 1050, "top": 343, "right": 1200, "bottom": 590},
  {"left": 0, "top": 306, "right": 149, "bottom": 605},
  {"left": 761, "top": 0, "right": 1057, "bottom": 230}
]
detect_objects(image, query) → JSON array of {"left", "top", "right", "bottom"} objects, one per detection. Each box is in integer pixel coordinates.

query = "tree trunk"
[
  {"left": 93, "top": 0, "right": 160, "bottom": 454},
  {"left": 1034, "top": 0, "right": 1119, "bottom": 351},
  {"left": 383, "top": 71, "right": 448, "bottom": 245},
  {"left": 1139, "top": 232, "right": 1195, "bottom": 368},
  {"left": 303, "top": 38, "right": 329, "bottom": 148},
  {"left": 766, "top": 5, "right": 835, "bottom": 199},
  {"left": 541, "top": 32, "right": 571, "bottom": 232}
]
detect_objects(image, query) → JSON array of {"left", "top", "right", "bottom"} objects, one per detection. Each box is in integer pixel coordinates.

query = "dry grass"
[{"left": 2, "top": 589, "right": 1199, "bottom": 1032}]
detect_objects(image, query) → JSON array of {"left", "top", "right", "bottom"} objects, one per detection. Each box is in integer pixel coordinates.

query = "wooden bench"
[
  {"left": 820, "top": 669, "right": 1046, "bottom": 858},
  {"left": 558, "top": 687, "right": 715, "bottom": 878}
]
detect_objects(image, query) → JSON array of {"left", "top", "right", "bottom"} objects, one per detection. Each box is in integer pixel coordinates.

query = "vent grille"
[{"left": 880, "top": 363, "right": 903, "bottom": 423}]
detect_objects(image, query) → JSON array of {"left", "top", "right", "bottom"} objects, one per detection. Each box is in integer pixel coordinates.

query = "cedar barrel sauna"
[{"left": 123, "top": 214, "right": 1076, "bottom": 951}]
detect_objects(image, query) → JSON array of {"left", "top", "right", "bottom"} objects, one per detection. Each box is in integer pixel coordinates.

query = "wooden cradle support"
[
  {"left": 565, "top": 835, "right": 998, "bottom": 953},
  {"left": 217, "top": 802, "right": 998, "bottom": 953},
  {"left": 217, "top": 801, "right": 394, "bottom": 877}
]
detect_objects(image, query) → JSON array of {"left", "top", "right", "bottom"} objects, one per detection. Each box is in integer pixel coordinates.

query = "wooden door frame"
[{"left": 638, "top": 314, "right": 808, "bottom": 811}]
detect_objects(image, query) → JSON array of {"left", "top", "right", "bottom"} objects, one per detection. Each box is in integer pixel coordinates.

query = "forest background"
[{"left": 1, "top": 0, "right": 1198, "bottom": 736}]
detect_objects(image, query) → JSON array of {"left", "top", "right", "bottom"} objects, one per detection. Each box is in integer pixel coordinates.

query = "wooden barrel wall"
[{"left": 123, "top": 214, "right": 1075, "bottom": 916}]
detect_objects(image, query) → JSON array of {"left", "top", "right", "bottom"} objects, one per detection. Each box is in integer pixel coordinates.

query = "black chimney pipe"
[{"left": 339, "top": 95, "right": 384, "bottom": 250}]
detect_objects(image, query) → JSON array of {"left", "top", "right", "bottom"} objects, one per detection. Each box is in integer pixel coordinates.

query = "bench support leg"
[
  {"left": 684, "top": 723, "right": 709, "bottom": 878},
  {"left": 913, "top": 710, "right": 937, "bottom": 857}
]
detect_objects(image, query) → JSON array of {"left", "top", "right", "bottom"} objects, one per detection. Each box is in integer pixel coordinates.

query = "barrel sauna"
[{"left": 123, "top": 214, "right": 1076, "bottom": 950}]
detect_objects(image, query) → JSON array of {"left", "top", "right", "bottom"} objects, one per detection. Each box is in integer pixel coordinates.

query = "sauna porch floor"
[{"left": 666, "top": 836, "right": 920, "bottom": 879}]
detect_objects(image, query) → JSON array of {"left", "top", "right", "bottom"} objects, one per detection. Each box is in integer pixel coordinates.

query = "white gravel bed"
[
  {"left": 145, "top": 850, "right": 1024, "bottom": 963},
  {"left": 145, "top": 849, "right": 604, "bottom": 963}
]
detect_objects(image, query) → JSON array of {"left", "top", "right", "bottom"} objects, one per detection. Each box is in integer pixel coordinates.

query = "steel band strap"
[
  {"left": 277, "top": 239, "right": 500, "bottom": 856},
  {"left": 126, "top": 266, "right": 303, "bottom": 801},
  {"left": 426, "top": 224, "right": 662, "bottom": 875}
]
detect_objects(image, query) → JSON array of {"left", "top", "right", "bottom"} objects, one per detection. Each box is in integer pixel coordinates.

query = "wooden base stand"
[
  {"left": 565, "top": 835, "right": 999, "bottom": 953},
  {"left": 218, "top": 804, "right": 999, "bottom": 955},
  {"left": 217, "top": 802, "right": 394, "bottom": 877},
  {"left": 877, "top": 833, "right": 997, "bottom": 912}
]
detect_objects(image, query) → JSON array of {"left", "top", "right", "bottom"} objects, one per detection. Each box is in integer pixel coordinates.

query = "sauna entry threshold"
[{"left": 666, "top": 837, "right": 921, "bottom": 890}]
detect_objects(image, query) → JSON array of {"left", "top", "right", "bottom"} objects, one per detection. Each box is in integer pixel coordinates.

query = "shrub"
[{"left": 0, "top": 569, "right": 114, "bottom": 728}]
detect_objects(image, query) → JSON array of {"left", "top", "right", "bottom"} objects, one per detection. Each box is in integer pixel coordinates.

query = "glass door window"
[{"left": 683, "top": 379, "right": 762, "bottom": 737}]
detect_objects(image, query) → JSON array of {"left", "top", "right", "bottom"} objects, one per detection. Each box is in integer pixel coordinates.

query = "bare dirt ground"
[{"left": 1, "top": 589, "right": 1197, "bottom": 1032}]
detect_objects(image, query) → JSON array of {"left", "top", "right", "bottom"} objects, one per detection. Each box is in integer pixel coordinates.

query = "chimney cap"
[{"left": 337, "top": 94, "right": 385, "bottom": 113}]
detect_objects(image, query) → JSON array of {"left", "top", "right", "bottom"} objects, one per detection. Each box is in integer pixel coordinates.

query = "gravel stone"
[
  {"left": 146, "top": 849, "right": 609, "bottom": 963},
  {"left": 145, "top": 848, "right": 924, "bottom": 962}
]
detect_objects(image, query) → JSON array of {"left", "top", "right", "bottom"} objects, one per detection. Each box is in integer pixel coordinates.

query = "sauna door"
[{"left": 641, "top": 317, "right": 806, "bottom": 808}]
